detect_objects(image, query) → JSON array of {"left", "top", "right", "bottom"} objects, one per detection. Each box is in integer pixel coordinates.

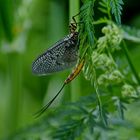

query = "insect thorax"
[{"left": 64, "top": 32, "right": 78, "bottom": 43}]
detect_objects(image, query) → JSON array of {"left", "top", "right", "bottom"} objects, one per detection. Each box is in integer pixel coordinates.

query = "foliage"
[
  {"left": 43, "top": 0, "right": 140, "bottom": 139},
  {"left": 110, "top": 0, "right": 124, "bottom": 24},
  {"left": 1, "top": 0, "right": 140, "bottom": 140}
]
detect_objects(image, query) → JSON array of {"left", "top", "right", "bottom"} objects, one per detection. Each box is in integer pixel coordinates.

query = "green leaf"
[
  {"left": 122, "top": 25, "right": 140, "bottom": 43},
  {"left": 110, "top": 0, "right": 124, "bottom": 24},
  {"left": 113, "top": 97, "right": 127, "bottom": 119},
  {"left": 0, "top": 0, "right": 14, "bottom": 42}
]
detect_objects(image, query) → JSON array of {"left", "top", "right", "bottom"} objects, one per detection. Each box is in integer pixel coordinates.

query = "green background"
[{"left": 0, "top": 0, "right": 140, "bottom": 139}]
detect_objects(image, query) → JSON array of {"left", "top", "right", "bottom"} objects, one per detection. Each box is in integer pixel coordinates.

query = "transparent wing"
[{"left": 32, "top": 34, "right": 78, "bottom": 75}]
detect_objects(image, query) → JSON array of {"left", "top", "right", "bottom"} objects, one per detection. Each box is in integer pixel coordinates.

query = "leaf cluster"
[{"left": 9, "top": 92, "right": 133, "bottom": 140}]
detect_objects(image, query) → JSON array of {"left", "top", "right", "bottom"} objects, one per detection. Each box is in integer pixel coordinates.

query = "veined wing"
[{"left": 32, "top": 32, "right": 78, "bottom": 75}]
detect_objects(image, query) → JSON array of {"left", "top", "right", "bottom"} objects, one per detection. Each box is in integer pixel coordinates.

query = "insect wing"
[{"left": 32, "top": 33, "right": 78, "bottom": 75}]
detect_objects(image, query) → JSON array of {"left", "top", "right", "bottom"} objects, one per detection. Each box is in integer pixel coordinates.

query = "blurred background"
[{"left": 0, "top": 0, "right": 140, "bottom": 139}]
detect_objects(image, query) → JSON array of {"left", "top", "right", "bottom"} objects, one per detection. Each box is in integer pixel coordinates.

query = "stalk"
[
  {"left": 122, "top": 41, "right": 140, "bottom": 85},
  {"left": 69, "top": 0, "right": 80, "bottom": 102},
  {"left": 6, "top": 52, "right": 22, "bottom": 136}
]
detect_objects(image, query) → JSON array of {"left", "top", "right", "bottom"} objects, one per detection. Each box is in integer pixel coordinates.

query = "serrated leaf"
[
  {"left": 110, "top": 0, "right": 124, "bottom": 24},
  {"left": 98, "top": 7, "right": 108, "bottom": 14}
]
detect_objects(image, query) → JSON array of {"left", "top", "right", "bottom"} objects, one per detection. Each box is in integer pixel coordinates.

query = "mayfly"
[{"left": 32, "top": 13, "right": 84, "bottom": 118}]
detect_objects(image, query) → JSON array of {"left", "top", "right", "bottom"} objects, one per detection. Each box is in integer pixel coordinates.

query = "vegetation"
[{"left": 0, "top": 0, "right": 140, "bottom": 139}]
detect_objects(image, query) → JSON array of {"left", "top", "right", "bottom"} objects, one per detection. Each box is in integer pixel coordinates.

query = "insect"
[
  {"left": 32, "top": 16, "right": 79, "bottom": 75},
  {"left": 32, "top": 13, "right": 85, "bottom": 118}
]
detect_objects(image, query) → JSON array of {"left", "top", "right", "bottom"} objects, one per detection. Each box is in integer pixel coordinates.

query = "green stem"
[
  {"left": 6, "top": 52, "right": 22, "bottom": 136},
  {"left": 69, "top": 0, "right": 80, "bottom": 23},
  {"left": 69, "top": 0, "right": 80, "bottom": 102},
  {"left": 122, "top": 41, "right": 140, "bottom": 85},
  {"left": 107, "top": 1, "right": 112, "bottom": 20},
  {"left": 93, "top": 68, "right": 107, "bottom": 126}
]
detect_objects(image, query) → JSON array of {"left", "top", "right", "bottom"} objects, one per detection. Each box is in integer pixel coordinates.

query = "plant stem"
[
  {"left": 6, "top": 52, "right": 22, "bottom": 136},
  {"left": 69, "top": 0, "right": 80, "bottom": 23},
  {"left": 122, "top": 41, "right": 140, "bottom": 85},
  {"left": 93, "top": 68, "right": 107, "bottom": 126},
  {"left": 69, "top": 0, "right": 80, "bottom": 102}
]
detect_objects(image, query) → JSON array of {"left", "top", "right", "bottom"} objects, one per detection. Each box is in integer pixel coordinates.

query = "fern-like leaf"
[
  {"left": 98, "top": 0, "right": 112, "bottom": 20},
  {"left": 113, "top": 97, "right": 127, "bottom": 119},
  {"left": 110, "top": 0, "right": 124, "bottom": 24}
]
